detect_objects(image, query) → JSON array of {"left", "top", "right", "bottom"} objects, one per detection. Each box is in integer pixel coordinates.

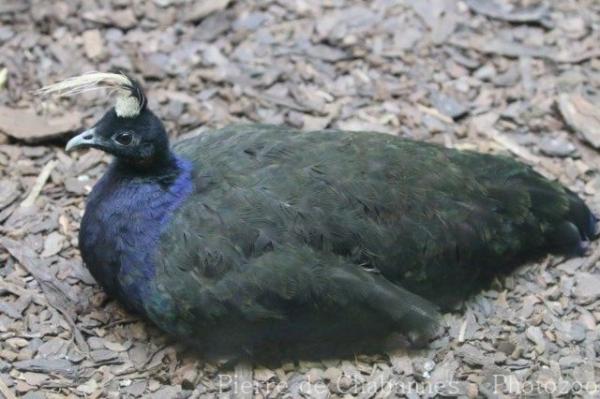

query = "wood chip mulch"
[{"left": 0, "top": 0, "right": 599, "bottom": 398}]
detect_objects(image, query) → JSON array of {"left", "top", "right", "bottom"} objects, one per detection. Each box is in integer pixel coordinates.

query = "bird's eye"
[{"left": 115, "top": 132, "right": 133, "bottom": 146}]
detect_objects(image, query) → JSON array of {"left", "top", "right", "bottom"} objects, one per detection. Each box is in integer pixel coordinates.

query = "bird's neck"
[
  {"left": 113, "top": 150, "right": 181, "bottom": 182},
  {"left": 80, "top": 153, "right": 194, "bottom": 312}
]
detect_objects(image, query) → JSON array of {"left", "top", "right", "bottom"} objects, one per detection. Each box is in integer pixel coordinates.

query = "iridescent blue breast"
[{"left": 79, "top": 157, "right": 193, "bottom": 315}]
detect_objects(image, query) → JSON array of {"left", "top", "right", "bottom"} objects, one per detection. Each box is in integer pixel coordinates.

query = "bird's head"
[{"left": 40, "top": 73, "right": 170, "bottom": 168}]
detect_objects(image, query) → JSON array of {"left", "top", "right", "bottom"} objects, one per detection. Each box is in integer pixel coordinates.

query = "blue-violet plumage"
[
  {"left": 57, "top": 73, "right": 597, "bottom": 358},
  {"left": 80, "top": 156, "right": 193, "bottom": 322}
]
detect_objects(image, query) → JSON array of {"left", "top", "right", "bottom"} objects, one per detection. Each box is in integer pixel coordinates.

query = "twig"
[
  {"left": 233, "top": 361, "right": 253, "bottom": 399},
  {"left": 243, "top": 87, "right": 314, "bottom": 114},
  {"left": 20, "top": 159, "right": 57, "bottom": 208},
  {"left": 0, "top": 377, "right": 17, "bottom": 399},
  {"left": 416, "top": 103, "right": 454, "bottom": 124},
  {"left": 488, "top": 130, "right": 541, "bottom": 165},
  {"left": 449, "top": 38, "right": 600, "bottom": 65},
  {"left": 582, "top": 244, "right": 600, "bottom": 271},
  {"left": 140, "top": 343, "right": 170, "bottom": 370},
  {"left": 103, "top": 317, "right": 141, "bottom": 329},
  {"left": 56, "top": 307, "right": 90, "bottom": 355},
  {"left": 457, "top": 319, "right": 468, "bottom": 343},
  {"left": 483, "top": 128, "right": 559, "bottom": 181}
]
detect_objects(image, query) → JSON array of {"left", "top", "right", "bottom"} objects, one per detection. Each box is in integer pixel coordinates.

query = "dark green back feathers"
[{"left": 137, "top": 124, "right": 596, "bottom": 355}]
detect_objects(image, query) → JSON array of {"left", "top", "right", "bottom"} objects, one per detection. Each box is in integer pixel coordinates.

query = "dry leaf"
[
  {"left": 0, "top": 107, "right": 81, "bottom": 143},
  {"left": 558, "top": 94, "right": 600, "bottom": 149}
]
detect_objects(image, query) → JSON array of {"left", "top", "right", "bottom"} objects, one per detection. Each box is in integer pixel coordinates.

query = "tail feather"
[
  {"left": 544, "top": 195, "right": 597, "bottom": 255},
  {"left": 565, "top": 190, "right": 598, "bottom": 240},
  {"left": 547, "top": 221, "right": 587, "bottom": 255},
  {"left": 507, "top": 172, "right": 597, "bottom": 256}
]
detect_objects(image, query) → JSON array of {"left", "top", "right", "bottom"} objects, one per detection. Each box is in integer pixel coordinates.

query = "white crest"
[
  {"left": 39, "top": 72, "right": 144, "bottom": 118},
  {"left": 115, "top": 95, "right": 141, "bottom": 118}
]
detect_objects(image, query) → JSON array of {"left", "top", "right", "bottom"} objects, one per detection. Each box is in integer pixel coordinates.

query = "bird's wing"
[
  {"left": 154, "top": 240, "right": 439, "bottom": 348},
  {"left": 168, "top": 125, "right": 596, "bottom": 309}
]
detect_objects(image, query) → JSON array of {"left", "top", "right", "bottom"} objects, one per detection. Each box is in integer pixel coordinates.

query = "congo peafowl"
[{"left": 41, "top": 73, "right": 598, "bottom": 357}]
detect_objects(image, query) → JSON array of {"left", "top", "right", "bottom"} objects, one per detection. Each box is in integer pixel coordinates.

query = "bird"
[{"left": 41, "top": 72, "right": 598, "bottom": 358}]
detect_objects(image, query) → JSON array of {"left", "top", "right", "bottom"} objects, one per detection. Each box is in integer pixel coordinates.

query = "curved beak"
[{"left": 65, "top": 128, "right": 99, "bottom": 152}]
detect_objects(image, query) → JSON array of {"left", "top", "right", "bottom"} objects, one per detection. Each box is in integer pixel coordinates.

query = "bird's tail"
[
  {"left": 501, "top": 168, "right": 599, "bottom": 256},
  {"left": 546, "top": 189, "right": 599, "bottom": 255}
]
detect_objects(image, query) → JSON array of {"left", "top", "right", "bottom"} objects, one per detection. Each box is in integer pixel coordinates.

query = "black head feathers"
[
  {"left": 39, "top": 72, "right": 147, "bottom": 118},
  {"left": 42, "top": 73, "right": 171, "bottom": 168}
]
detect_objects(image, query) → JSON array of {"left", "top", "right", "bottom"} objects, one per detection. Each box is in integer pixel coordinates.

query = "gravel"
[{"left": 0, "top": 0, "right": 599, "bottom": 397}]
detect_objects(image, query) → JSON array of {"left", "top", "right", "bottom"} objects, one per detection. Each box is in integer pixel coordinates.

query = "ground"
[{"left": 0, "top": 0, "right": 600, "bottom": 398}]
